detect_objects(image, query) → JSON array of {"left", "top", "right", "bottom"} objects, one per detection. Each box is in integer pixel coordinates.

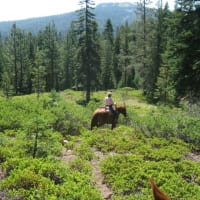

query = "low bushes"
[
  {"left": 1, "top": 158, "right": 102, "bottom": 199},
  {"left": 0, "top": 90, "right": 200, "bottom": 199}
]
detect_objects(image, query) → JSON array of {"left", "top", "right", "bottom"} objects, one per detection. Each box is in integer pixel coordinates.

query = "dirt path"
[
  {"left": 61, "top": 147, "right": 77, "bottom": 163},
  {"left": 91, "top": 150, "right": 113, "bottom": 200},
  {"left": 0, "top": 168, "right": 6, "bottom": 199},
  {"left": 186, "top": 152, "right": 200, "bottom": 162},
  {"left": 60, "top": 141, "right": 113, "bottom": 200}
]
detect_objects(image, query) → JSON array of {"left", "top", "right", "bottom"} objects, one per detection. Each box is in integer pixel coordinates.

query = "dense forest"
[{"left": 0, "top": 0, "right": 199, "bottom": 103}]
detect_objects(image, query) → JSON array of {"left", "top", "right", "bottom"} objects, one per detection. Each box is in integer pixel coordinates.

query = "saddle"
[
  {"left": 105, "top": 104, "right": 116, "bottom": 110},
  {"left": 97, "top": 106, "right": 112, "bottom": 114},
  {"left": 105, "top": 106, "right": 110, "bottom": 111}
]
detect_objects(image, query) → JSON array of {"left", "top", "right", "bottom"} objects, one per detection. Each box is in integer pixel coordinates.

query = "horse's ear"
[
  {"left": 149, "top": 177, "right": 170, "bottom": 200},
  {"left": 123, "top": 102, "right": 126, "bottom": 107}
]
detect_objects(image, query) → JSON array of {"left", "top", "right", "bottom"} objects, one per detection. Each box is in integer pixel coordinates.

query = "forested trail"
[
  {"left": 0, "top": 168, "right": 6, "bottom": 199},
  {"left": 61, "top": 147, "right": 77, "bottom": 163},
  {"left": 186, "top": 152, "right": 200, "bottom": 162},
  {"left": 91, "top": 150, "right": 113, "bottom": 200},
  {"left": 60, "top": 143, "right": 113, "bottom": 200}
]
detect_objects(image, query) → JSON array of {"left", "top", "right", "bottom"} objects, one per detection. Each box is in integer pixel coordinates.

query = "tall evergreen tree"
[
  {"left": 118, "top": 22, "right": 134, "bottom": 87},
  {"left": 9, "top": 24, "right": 19, "bottom": 94},
  {"left": 154, "top": 4, "right": 176, "bottom": 103},
  {"left": 101, "top": 19, "right": 114, "bottom": 90},
  {"left": 27, "top": 32, "right": 37, "bottom": 93},
  {"left": 0, "top": 34, "right": 4, "bottom": 84},
  {"left": 136, "top": 0, "right": 157, "bottom": 98},
  {"left": 134, "top": 0, "right": 173, "bottom": 101},
  {"left": 32, "top": 49, "right": 46, "bottom": 99},
  {"left": 113, "top": 27, "right": 122, "bottom": 87},
  {"left": 137, "top": 0, "right": 149, "bottom": 92},
  {"left": 174, "top": 0, "right": 200, "bottom": 100},
  {"left": 1, "top": 71, "right": 13, "bottom": 98},
  {"left": 161, "top": 0, "right": 200, "bottom": 102},
  {"left": 103, "top": 19, "right": 114, "bottom": 44},
  {"left": 1, "top": 36, "right": 14, "bottom": 97},
  {"left": 63, "top": 23, "right": 78, "bottom": 89},
  {"left": 40, "top": 23, "right": 60, "bottom": 91},
  {"left": 75, "top": 0, "right": 100, "bottom": 102},
  {"left": 6, "top": 24, "right": 31, "bottom": 94},
  {"left": 18, "top": 30, "right": 32, "bottom": 94}
]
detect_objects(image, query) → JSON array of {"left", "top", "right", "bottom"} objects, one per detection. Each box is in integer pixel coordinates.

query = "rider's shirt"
[{"left": 104, "top": 97, "right": 114, "bottom": 106}]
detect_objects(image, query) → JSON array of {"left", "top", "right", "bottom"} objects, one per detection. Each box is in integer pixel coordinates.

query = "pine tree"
[
  {"left": 31, "top": 49, "right": 46, "bottom": 99},
  {"left": 27, "top": 32, "right": 37, "bottom": 93},
  {"left": 118, "top": 22, "right": 134, "bottom": 87},
  {"left": 3, "top": 24, "right": 33, "bottom": 94},
  {"left": 9, "top": 24, "right": 19, "bottom": 94},
  {"left": 1, "top": 35, "right": 14, "bottom": 97},
  {"left": 1, "top": 71, "right": 13, "bottom": 98},
  {"left": 174, "top": 0, "right": 200, "bottom": 100},
  {"left": 154, "top": 4, "right": 176, "bottom": 103},
  {"left": 136, "top": 0, "right": 158, "bottom": 98},
  {"left": 0, "top": 34, "right": 3, "bottom": 84},
  {"left": 40, "top": 23, "right": 60, "bottom": 91},
  {"left": 137, "top": 0, "right": 150, "bottom": 92},
  {"left": 163, "top": 0, "right": 200, "bottom": 101},
  {"left": 63, "top": 23, "right": 78, "bottom": 89},
  {"left": 75, "top": 0, "right": 100, "bottom": 102},
  {"left": 154, "top": 62, "right": 176, "bottom": 104},
  {"left": 113, "top": 27, "right": 122, "bottom": 87},
  {"left": 101, "top": 19, "right": 114, "bottom": 90},
  {"left": 18, "top": 30, "right": 32, "bottom": 94}
]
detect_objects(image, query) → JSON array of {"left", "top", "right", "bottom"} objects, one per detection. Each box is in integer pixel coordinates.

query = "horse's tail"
[{"left": 91, "top": 114, "right": 98, "bottom": 130}]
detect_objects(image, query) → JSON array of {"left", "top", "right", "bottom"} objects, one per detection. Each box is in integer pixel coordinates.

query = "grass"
[{"left": 0, "top": 89, "right": 200, "bottom": 199}]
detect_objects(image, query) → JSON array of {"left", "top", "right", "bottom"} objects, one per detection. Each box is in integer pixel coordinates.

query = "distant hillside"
[{"left": 0, "top": 2, "right": 137, "bottom": 38}]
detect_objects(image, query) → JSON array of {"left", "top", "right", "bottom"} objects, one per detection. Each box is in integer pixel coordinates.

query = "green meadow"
[{"left": 0, "top": 89, "right": 200, "bottom": 199}]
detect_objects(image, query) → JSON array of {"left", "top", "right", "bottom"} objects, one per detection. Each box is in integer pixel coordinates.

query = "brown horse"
[
  {"left": 91, "top": 106, "right": 127, "bottom": 130},
  {"left": 149, "top": 177, "right": 170, "bottom": 200}
]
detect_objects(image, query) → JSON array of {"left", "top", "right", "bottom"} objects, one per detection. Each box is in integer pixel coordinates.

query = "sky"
[{"left": 0, "top": 0, "right": 175, "bottom": 22}]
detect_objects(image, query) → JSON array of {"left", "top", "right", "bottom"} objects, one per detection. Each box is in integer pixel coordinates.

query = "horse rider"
[{"left": 104, "top": 92, "right": 118, "bottom": 121}]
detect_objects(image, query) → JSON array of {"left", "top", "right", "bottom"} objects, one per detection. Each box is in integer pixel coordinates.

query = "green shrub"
[
  {"left": 101, "top": 154, "right": 200, "bottom": 199},
  {"left": 0, "top": 90, "right": 200, "bottom": 199},
  {"left": 69, "top": 158, "right": 92, "bottom": 175},
  {"left": 1, "top": 157, "right": 102, "bottom": 199},
  {"left": 74, "top": 142, "right": 94, "bottom": 161}
]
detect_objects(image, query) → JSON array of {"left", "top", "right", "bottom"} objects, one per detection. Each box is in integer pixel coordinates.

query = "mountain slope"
[{"left": 0, "top": 3, "right": 137, "bottom": 37}]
